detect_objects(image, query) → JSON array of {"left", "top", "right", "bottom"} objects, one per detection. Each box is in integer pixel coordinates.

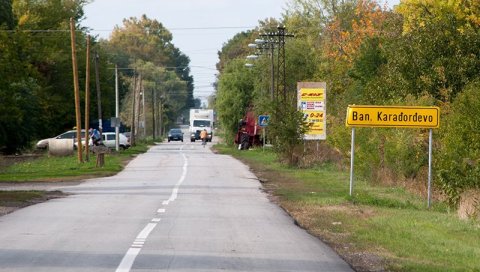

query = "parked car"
[
  {"left": 88, "top": 132, "right": 130, "bottom": 150},
  {"left": 36, "top": 129, "right": 86, "bottom": 149},
  {"left": 123, "top": 131, "right": 131, "bottom": 142},
  {"left": 168, "top": 128, "right": 184, "bottom": 142}
]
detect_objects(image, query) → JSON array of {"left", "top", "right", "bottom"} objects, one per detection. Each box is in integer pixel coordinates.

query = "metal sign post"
[
  {"left": 428, "top": 129, "right": 433, "bottom": 208},
  {"left": 349, "top": 127, "right": 355, "bottom": 196},
  {"left": 263, "top": 128, "right": 266, "bottom": 152}
]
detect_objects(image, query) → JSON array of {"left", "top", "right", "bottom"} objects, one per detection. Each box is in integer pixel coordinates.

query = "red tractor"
[{"left": 234, "top": 111, "right": 262, "bottom": 150}]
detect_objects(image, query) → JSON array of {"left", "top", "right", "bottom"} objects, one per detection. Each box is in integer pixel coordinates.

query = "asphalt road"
[{"left": 0, "top": 139, "right": 353, "bottom": 272}]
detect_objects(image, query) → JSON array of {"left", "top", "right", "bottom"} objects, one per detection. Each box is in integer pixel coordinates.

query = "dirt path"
[
  {"left": 0, "top": 181, "right": 83, "bottom": 191},
  {"left": 0, "top": 180, "right": 83, "bottom": 217}
]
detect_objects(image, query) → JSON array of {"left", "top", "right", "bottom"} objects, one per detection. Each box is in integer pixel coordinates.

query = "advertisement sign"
[{"left": 298, "top": 82, "right": 327, "bottom": 140}]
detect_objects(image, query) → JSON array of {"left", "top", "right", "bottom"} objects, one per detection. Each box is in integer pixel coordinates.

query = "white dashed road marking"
[{"left": 115, "top": 152, "right": 188, "bottom": 272}]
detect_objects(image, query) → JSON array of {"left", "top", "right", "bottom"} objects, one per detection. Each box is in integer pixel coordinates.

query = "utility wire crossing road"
[{"left": 0, "top": 140, "right": 352, "bottom": 272}]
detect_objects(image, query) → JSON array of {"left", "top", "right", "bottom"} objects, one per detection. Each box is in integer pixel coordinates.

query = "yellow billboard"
[
  {"left": 298, "top": 83, "right": 327, "bottom": 140},
  {"left": 346, "top": 105, "right": 440, "bottom": 128}
]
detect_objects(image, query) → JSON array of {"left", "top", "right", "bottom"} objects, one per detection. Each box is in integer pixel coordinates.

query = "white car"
[
  {"left": 90, "top": 132, "right": 130, "bottom": 150},
  {"left": 36, "top": 130, "right": 86, "bottom": 149}
]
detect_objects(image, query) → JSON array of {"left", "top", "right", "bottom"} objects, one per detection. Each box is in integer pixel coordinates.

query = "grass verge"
[
  {"left": 215, "top": 144, "right": 480, "bottom": 272},
  {"left": 0, "top": 143, "right": 151, "bottom": 214},
  {"left": 0, "top": 143, "right": 151, "bottom": 183}
]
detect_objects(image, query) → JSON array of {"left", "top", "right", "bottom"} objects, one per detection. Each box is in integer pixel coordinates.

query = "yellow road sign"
[{"left": 346, "top": 105, "right": 440, "bottom": 128}]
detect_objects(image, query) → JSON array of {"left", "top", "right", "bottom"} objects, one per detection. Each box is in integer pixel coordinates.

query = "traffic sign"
[
  {"left": 258, "top": 115, "right": 270, "bottom": 127},
  {"left": 346, "top": 105, "right": 440, "bottom": 128}
]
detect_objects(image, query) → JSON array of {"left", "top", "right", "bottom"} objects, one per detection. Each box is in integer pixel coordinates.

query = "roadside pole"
[
  {"left": 94, "top": 51, "right": 103, "bottom": 139},
  {"left": 152, "top": 82, "right": 156, "bottom": 140},
  {"left": 428, "top": 129, "right": 433, "bottom": 208},
  {"left": 263, "top": 128, "right": 265, "bottom": 152},
  {"left": 84, "top": 35, "right": 91, "bottom": 162},
  {"left": 115, "top": 65, "right": 119, "bottom": 152},
  {"left": 349, "top": 128, "right": 355, "bottom": 196},
  {"left": 70, "top": 18, "right": 83, "bottom": 163}
]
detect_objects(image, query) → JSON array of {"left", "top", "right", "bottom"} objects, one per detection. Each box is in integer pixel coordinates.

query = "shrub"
[{"left": 437, "top": 80, "right": 480, "bottom": 206}]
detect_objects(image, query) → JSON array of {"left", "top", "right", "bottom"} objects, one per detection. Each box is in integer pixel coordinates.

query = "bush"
[{"left": 437, "top": 80, "right": 480, "bottom": 206}]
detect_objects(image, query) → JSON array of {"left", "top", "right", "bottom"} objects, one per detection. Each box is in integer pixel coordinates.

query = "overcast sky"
[{"left": 82, "top": 0, "right": 400, "bottom": 105}]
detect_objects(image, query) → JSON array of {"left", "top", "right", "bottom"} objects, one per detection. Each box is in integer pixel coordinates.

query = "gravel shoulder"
[{"left": 0, "top": 181, "right": 83, "bottom": 217}]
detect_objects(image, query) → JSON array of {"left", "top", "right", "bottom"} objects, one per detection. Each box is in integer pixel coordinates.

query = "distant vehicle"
[
  {"left": 189, "top": 109, "right": 214, "bottom": 142},
  {"left": 36, "top": 130, "right": 86, "bottom": 149},
  {"left": 168, "top": 128, "right": 184, "bottom": 142},
  {"left": 87, "top": 132, "right": 130, "bottom": 150}
]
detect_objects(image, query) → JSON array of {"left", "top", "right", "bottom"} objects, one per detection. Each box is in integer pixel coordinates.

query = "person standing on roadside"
[
  {"left": 89, "top": 128, "right": 101, "bottom": 146},
  {"left": 200, "top": 129, "right": 208, "bottom": 147}
]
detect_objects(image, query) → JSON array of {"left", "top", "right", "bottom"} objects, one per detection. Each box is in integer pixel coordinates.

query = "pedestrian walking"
[{"left": 200, "top": 129, "right": 208, "bottom": 147}]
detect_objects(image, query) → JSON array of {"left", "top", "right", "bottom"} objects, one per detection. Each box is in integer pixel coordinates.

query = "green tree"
[
  {"left": 106, "top": 15, "right": 193, "bottom": 123},
  {"left": 0, "top": 29, "right": 41, "bottom": 153},
  {"left": 120, "top": 59, "right": 188, "bottom": 139},
  {"left": 12, "top": 0, "right": 90, "bottom": 138},
  {"left": 0, "top": 0, "right": 89, "bottom": 152},
  {"left": 0, "top": 0, "right": 15, "bottom": 29},
  {"left": 216, "top": 59, "right": 255, "bottom": 145},
  {"left": 216, "top": 30, "right": 256, "bottom": 73}
]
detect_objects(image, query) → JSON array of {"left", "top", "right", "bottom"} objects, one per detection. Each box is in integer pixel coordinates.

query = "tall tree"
[
  {"left": 216, "top": 59, "right": 255, "bottom": 144},
  {"left": 396, "top": 0, "right": 480, "bottom": 33},
  {"left": 12, "top": 0, "right": 90, "bottom": 137},
  {"left": 106, "top": 15, "right": 193, "bottom": 124},
  {"left": 1, "top": 0, "right": 89, "bottom": 152}
]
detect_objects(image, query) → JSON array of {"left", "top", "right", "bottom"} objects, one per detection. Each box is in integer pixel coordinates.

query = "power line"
[
  {"left": 88, "top": 26, "right": 256, "bottom": 32},
  {"left": 0, "top": 25, "right": 256, "bottom": 33}
]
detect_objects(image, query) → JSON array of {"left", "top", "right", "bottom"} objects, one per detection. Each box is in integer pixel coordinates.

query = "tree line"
[
  {"left": 214, "top": 0, "right": 480, "bottom": 207},
  {"left": 0, "top": 0, "right": 196, "bottom": 154}
]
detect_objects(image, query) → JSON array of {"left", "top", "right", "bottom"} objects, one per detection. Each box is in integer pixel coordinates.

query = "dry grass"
[{"left": 458, "top": 189, "right": 480, "bottom": 220}]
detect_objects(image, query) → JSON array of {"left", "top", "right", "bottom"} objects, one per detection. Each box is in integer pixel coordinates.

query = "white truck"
[{"left": 189, "top": 109, "right": 214, "bottom": 142}]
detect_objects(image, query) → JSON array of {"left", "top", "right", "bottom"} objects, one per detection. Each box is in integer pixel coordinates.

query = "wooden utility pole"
[
  {"left": 94, "top": 51, "right": 103, "bottom": 137},
  {"left": 135, "top": 74, "right": 142, "bottom": 141},
  {"left": 152, "top": 82, "right": 156, "bottom": 140},
  {"left": 131, "top": 73, "right": 137, "bottom": 146},
  {"left": 70, "top": 18, "right": 83, "bottom": 163},
  {"left": 115, "top": 65, "right": 120, "bottom": 152},
  {"left": 142, "top": 82, "right": 146, "bottom": 138},
  {"left": 84, "top": 35, "right": 91, "bottom": 161},
  {"left": 159, "top": 97, "right": 163, "bottom": 138}
]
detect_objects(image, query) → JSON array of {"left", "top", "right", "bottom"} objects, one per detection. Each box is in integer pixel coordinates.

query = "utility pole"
[
  {"left": 277, "top": 26, "right": 287, "bottom": 101},
  {"left": 84, "top": 35, "right": 91, "bottom": 161},
  {"left": 152, "top": 82, "right": 156, "bottom": 140},
  {"left": 70, "top": 18, "right": 83, "bottom": 163},
  {"left": 270, "top": 42, "right": 275, "bottom": 100},
  {"left": 135, "top": 74, "right": 142, "bottom": 141},
  {"left": 131, "top": 72, "right": 137, "bottom": 146},
  {"left": 142, "top": 84, "right": 146, "bottom": 138},
  {"left": 159, "top": 97, "right": 163, "bottom": 139},
  {"left": 259, "top": 26, "right": 294, "bottom": 102},
  {"left": 115, "top": 65, "right": 119, "bottom": 152},
  {"left": 94, "top": 51, "right": 103, "bottom": 138}
]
